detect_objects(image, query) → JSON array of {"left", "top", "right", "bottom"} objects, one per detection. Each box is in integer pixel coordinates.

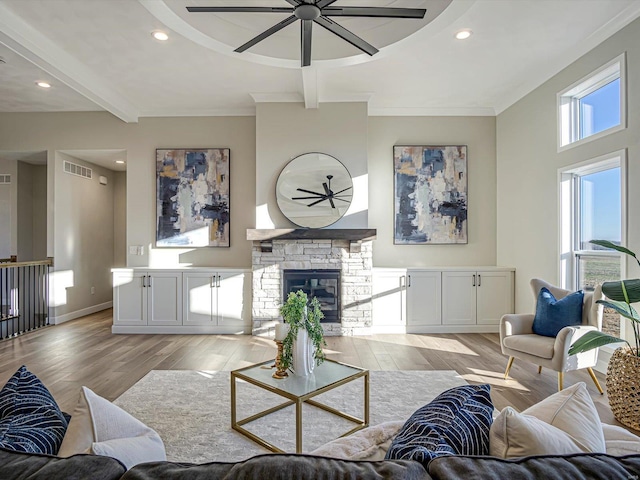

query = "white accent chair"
[{"left": 500, "top": 279, "right": 604, "bottom": 393}]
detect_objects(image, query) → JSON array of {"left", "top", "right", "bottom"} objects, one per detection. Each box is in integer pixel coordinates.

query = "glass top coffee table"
[{"left": 231, "top": 359, "right": 369, "bottom": 453}]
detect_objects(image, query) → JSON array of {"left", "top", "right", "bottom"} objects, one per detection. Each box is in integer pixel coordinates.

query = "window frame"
[
  {"left": 558, "top": 150, "right": 627, "bottom": 341},
  {"left": 557, "top": 53, "right": 626, "bottom": 152}
]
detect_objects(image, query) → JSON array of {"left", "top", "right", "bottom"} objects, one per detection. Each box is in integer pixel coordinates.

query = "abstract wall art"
[
  {"left": 394, "top": 145, "right": 467, "bottom": 245},
  {"left": 156, "top": 148, "right": 230, "bottom": 247}
]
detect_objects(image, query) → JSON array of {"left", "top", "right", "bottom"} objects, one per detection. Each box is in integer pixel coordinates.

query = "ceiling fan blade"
[
  {"left": 301, "top": 19, "right": 313, "bottom": 67},
  {"left": 307, "top": 197, "right": 328, "bottom": 207},
  {"left": 333, "top": 186, "right": 353, "bottom": 195},
  {"left": 297, "top": 188, "right": 325, "bottom": 196},
  {"left": 283, "top": 0, "right": 303, "bottom": 5},
  {"left": 316, "top": 0, "right": 339, "bottom": 8},
  {"left": 187, "top": 7, "right": 293, "bottom": 13},
  {"left": 321, "top": 7, "right": 426, "bottom": 19},
  {"left": 314, "top": 16, "right": 378, "bottom": 56},
  {"left": 235, "top": 15, "right": 297, "bottom": 53}
]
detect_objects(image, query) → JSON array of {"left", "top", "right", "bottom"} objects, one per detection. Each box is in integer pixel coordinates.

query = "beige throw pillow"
[
  {"left": 602, "top": 423, "right": 640, "bottom": 456},
  {"left": 309, "top": 421, "right": 405, "bottom": 461},
  {"left": 490, "top": 407, "right": 588, "bottom": 458},
  {"left": 58, "top": 386, "right": 166, "bottom": 469},
  {"left": 490, "top": 382, "right": 606, "bottom": 459}
]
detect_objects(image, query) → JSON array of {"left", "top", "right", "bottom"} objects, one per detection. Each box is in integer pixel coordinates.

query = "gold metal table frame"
[{"left": 231, "top": 359, "right": 370, "bottom": 454}]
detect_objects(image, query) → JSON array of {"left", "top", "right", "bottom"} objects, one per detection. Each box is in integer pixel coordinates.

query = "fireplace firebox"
[{"left": 282, "top": 269, "right": 340, "bottom": 323}]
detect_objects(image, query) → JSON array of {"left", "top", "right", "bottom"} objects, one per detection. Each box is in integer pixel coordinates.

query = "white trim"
[
  {"left": 51, "top": 301, "right": 112, "bottom": 325},
  {"left": 112, "top": 324, "right": 249, "bottom": 334},
  {"left": 139, "top": 107, "right": 256, "bottom": 117},
  {"left": 249, "top": 93, "right": 304, "bottom": 103},
  {"left": 372, "top": 325, "right": 499, "bottom": 334},
  {"left": 369, "top": 107, "right": 495, "bottom": 117},
  {"left": 302, "top": 68, "right": 319, "bottom": 109},
  {"left": 557, "top": 53, "right": 626, "bottom": 152}
]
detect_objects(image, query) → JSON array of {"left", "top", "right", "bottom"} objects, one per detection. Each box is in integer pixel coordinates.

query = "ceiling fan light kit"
[{"left": 187, "top": 1, "right": 426, "bottom": 67}]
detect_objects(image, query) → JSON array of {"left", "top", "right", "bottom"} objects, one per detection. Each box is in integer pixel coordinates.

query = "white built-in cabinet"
[
  {"left": 372, "top": 267, "right": 514, "bottom": 333},
  {"left": 112, "top": 268, "right": 250, "bottom": 334}
]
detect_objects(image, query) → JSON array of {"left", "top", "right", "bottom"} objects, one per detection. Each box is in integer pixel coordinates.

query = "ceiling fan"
[
  {"left": 292, "top": 175, "right": 352, "bottom": 208},
  {"left": 187, "top": 1, "right": 426, "bottom": 67}
]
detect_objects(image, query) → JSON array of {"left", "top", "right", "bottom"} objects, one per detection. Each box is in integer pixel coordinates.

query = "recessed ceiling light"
[
  {"left": 152, "top": 30, "right": 169, "bottom": 41},
  {"left": 455, "top": 29, "right": 472, "bottom": 40},
  {"left": 115, "top": 160, "right": 126, "bottom": 164},
  {"left": 36, "top": 81, "right": 51, "bottom": 88}
]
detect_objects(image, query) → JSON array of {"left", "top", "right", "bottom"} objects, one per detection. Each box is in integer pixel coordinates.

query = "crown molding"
[
  {"left": 368, "top": 107, "right": 495, "bottom": 117},
  {"left": 494, "top": 1, "right": 640, "bottom": 114},
  {"left": 249, "top": 93, "right": 304, "bottom": 103},
  {"left": 139, "top": 107, "right": 256, "bottom": 117},
  {"left": 0, "top": 3, "right": 139, "bottom": 123}
]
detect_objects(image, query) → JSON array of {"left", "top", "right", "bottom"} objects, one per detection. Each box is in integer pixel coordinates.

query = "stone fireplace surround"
[{"left": 248, "top": 229, "right": 376, "bottom": 337}]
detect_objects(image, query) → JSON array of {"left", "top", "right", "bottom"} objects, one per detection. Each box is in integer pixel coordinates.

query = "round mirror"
[{"left": 276, "top": 153, "right": 353, "bottom": 228}]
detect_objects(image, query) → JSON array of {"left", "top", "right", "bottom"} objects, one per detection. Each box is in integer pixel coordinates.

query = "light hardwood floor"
[{"left": 0, "top": 308, "right": 627, "bottom": 429}]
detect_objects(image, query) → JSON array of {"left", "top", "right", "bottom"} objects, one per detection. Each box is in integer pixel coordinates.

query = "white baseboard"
[
  {"left": 371, "top": 324, "right": 500, "bottom": 334},
  {"left": 52, "top": 301, "right": 112, "bottom": 325},
  {"left": 111, "top": 324, "right": 249, "bottom": 334}
]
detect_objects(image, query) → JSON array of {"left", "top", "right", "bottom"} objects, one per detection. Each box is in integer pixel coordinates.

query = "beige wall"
[
  {"left": 16, "top": 162, "right": 47, "bottom": 261},
  {"left": 368, "top": 116, "right": 498, "bottom": 267},
  {"left": 255, "top": 102, "right": 368, "bottom": 229},
  {"left": 0, "top": 158, "right": 17, "bottom": 258},
  {"left": 113, "top": 170, "right": 126, "bottom": 267},
  {"left": 32, "top": 164, "right": 47, "bottom": 260},
  {"left": 497, "top": 17, "right": 640, "bottom": 313},
  {"left": 54, "top": 152, "right": 114, "bottom": 317}
]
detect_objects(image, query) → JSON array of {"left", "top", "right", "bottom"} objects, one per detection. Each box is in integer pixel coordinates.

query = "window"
[
  {"left": 559, "top": 151, "right": 626, "bottom": 337},
  {"left": 557, "top": 53, "right": 625, "bottom": 150}
]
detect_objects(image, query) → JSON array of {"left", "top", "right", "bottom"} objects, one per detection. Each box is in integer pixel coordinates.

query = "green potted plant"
[
  {"left": 279, "top": 290, "right": 326, "bottom": 376},
  {"left": 568, "top": 239, "right": 640, "bottom": 429}
]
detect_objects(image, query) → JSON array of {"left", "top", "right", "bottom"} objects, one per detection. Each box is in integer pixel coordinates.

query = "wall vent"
[
  {"left": 63, "top": 161, "right": 92, "bottom": 179},
  {"left": 0, "top": 174, "right": 10, "bottom": 184}
]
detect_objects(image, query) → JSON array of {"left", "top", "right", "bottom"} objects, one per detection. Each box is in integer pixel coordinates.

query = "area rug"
[{"left": 114, "top": 369, "right": 467, "bottom": 464}]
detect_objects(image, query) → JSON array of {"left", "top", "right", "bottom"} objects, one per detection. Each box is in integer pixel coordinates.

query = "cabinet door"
[
  {"left": 216, "top": 271, "right": 246, "bottom": 327},
  {"left": 113, "top": 271, "right": 146, "bottom": 326},
  {"left": 183, "top": 273, "right": 215, "bottom": 326},
  {"left": 476, "top": 271, "right": 514, "bottom": 325},
  {"left": 372, "top": 270, "right": 406, "bottom": 326},
  {"left": 406, "top": 270, "right": 442, "bottom": 326},
  {"left": 147, "top": 272, "right": 183, "bottom": 326},
  {"left": 442, "top": 271, "right": 476, "bottom": 325}
]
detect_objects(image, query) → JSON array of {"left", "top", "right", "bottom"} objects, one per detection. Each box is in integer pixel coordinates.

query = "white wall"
[
  {"left": 17, "top": 161, "right": 34, "bottom": 261},
  {"left": 31, "top": 164, "right": 47, "bottom": 260},
  {"left": 497, "top": 17, "right": 640, "bottom": 313},
  {"left": 255, "top": 102, "right": 369, "bottom": 229},
  {"left": 368, "top": 116, "right": 498, "bottom": 267}
]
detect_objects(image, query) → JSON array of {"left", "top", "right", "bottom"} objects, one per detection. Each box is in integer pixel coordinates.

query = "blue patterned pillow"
[
  {"left": 385, "top": 384, "right": 493, "bottom": 467},
  {"left": 0, "top": 365, "right": 68, "bottom": 454},
  {"left": 532, "top": 287, "right": 584, "bottom": 337}
]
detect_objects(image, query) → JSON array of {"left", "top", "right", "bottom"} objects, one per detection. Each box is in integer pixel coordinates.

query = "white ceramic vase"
[{"left": 291, "top": 328, "right": 315, "bottom": 377}]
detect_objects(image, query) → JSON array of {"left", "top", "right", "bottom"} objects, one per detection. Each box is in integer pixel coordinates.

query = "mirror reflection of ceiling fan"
[
  {"left": 292, "top": 175, "right": 352, "bottom": 208},
  {"left": 187, "top": 1, "right": 426, "bottom": 67}
]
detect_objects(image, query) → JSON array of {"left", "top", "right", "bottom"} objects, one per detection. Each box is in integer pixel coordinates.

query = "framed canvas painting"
[
  {"left": 394, "top": 145, "right": 467, "bottom": 245},
  {"left": 156, "top": 148, "right": 230, "bottom": 247}
]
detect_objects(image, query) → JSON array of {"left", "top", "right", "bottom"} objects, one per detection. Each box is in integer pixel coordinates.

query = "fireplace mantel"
[{"left": 246, "top": 229, "right": 377, "bottom": 242}]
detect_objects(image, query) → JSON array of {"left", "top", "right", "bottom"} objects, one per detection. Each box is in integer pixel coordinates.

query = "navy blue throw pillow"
[
  {"left": 385, "top": 384, "right": 493, "bottom": 467},
  {"left": 532, "top": 287, "right": 584, "bottom": 338},
  {"left": 0, "top": 365, "right": 68, "bottom": 455}
]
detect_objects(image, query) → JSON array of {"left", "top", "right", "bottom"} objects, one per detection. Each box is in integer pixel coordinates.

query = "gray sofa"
[{"left": 3, "top": 446, "right": 640, "bottom": 480}]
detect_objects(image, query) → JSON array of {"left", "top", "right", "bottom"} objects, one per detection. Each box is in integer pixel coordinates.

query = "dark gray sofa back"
[{"left": 0, "top": 446, "right": 126, "bottom": 480}]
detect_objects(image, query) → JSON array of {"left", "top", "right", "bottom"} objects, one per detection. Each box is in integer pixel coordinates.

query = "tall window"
[
  {"left": 558, "top": 53, "right": 625, "bottom": 150},
  {"left": 559, "top": 152, "right": 625, "bottom": 337}
]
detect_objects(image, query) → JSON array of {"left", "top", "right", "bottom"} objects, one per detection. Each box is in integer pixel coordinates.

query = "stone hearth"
[{"left": 250, "top": 234, "right": 374, "bottom": 337}]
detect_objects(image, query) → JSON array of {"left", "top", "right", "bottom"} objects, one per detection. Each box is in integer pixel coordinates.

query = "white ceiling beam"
[
  {"left": 301, "top": 68, "right": 318, "bottom": 109},
  {"left": 0, "top": 3, "right": 139, "bottom": 123}
]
